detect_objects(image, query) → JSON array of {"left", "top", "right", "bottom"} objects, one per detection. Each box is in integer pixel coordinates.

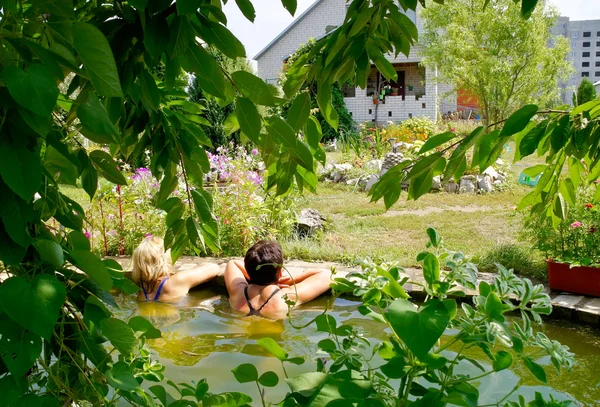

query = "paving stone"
[
  {"left": 552, "top": 294, "right": 585, "bottom": 309},
  {"left": 581, "top": 298, "right": 600, "bottom": 316}
]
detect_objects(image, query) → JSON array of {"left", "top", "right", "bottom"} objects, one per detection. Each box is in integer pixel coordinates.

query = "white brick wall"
[{"left": 255, "top": 0, "right": 457, "bottom": 121}]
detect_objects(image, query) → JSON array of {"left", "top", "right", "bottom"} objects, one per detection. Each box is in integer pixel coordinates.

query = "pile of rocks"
[{"left": 294, "top": 208, "right": 327, "bottom": 238}]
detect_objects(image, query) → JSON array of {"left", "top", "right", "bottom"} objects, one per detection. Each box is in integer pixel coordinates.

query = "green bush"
[
  {"left": 576, "top": 78, "right": 597, "bottom": 106},
  {"left": 473, "top": 243, "right": 546, "bottom": 279}
]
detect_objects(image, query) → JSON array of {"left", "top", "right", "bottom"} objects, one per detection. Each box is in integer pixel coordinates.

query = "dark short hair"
[{"left": 244, "top": 240, "right": 284, "bottom": 285}]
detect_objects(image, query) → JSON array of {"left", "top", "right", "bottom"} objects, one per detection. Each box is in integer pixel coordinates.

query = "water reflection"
[{"left": 112, "top": 292, "right": 600, "bottom": 406}]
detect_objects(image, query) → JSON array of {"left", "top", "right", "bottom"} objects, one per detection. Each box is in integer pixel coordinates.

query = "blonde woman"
[{"left": 131, "top": 237, "right": 221, "bottom": 303}]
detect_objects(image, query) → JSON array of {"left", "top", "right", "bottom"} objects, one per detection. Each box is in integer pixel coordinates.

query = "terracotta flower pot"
[
  {"left": 373, "top": 98, "right": 379, "bottom": 105},
  {"left": 547, "top": 260, "right": 600, "bottom": 296}
]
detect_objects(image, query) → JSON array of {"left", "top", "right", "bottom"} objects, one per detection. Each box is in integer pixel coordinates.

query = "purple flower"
[
  {"left": 252, "top": 148, "right": 259, "bottom": 156},
  {"left": 84, "top": 231, "right": 91, "bottom": 239},
  {"left": 145, "top": 233, "right": 153, "bottom": 238},
  {"left": 571, "top": 221, "right": 582, "bottom": 228},
  {"left": 107, "top": 230, "right": 117, "bottom": 236}
]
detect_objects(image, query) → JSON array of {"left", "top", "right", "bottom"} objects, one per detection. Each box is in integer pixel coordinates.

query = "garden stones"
[
  {"left": 380, "top": 152, "right": 405, "bottom": 176},
  {"left": 477, "top": 175, "right": 493, "bottom": 193},
  {"left": 445, "top": 181, "right": 458, "bottom": 193},
  {"left": 295, "top": 209, "right": 327, "bottom": 238},
  {"left": 431, "top": 176, "right": 442, "bottom": 191},
  {"left": 365, "top": 159, "right": 383, "bottom": 172},
  {"left": 365, "top": 174, "right": 379, "bottom": 192},
  {"left": 459, "top": 176, "right": 476, "bottom": 193}
]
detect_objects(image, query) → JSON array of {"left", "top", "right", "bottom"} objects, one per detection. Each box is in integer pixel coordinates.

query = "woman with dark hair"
[{"left": 224, "top": 240, "right": 332, "bottom": 319}]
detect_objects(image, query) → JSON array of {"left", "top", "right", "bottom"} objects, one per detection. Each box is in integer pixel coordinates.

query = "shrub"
[
  {"left": 386, "top": 116, "right": 435, "bottom": 143},
  {"left": 576, "top": 78, "right": 597, "bottom": 106}
]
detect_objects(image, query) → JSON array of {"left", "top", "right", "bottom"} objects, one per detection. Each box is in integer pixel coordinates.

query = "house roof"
[{"left": 253, "top": 0, "right": 326, "bottom": 60}]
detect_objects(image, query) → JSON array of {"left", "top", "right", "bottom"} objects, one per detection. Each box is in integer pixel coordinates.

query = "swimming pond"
[{"left": 112, "top": 289, "right": 600, "bottom": 406}]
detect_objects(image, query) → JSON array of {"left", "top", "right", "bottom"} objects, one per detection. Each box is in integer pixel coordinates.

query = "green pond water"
[{"left": 113, "top": 289, "right": 600, "bottom": 406}]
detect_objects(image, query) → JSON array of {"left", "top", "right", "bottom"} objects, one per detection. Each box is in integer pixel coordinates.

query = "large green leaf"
[
  {"left": 257, "top": 337, "right": 288, "bottom": 361},
  {"left": 139, "top": 69, "right": 161, "bottom": 111},
  {"left": 232, "top": 363, "right": 258, "bottom": 383},
  {"left": 100, "top": 318, "right": 137, "bottom": 355},
  {"left": 180, "top": 44, "right": 226, "bottom": 99},
  {"left": 0, "top": 316, "right": 42, "bottom": 378},
  {"left": 128, "top": 316, "right": 162, "bottom": 339},
  {"left": 0, "top": 274, "right": 66, "bottom": 340},
  {"left": 422, "top": 252, "right": 440, "bottom": 288},
  {"left": 258, "top": 371, "right": 279, "bottom": 387},
  {"left": 89, "top": 150, "right": 127, "bottom": 185},
  {"left": 285, "top": 370, "right": 373, "bottom": 406},
  {"left": 145, "top": 16, "right": 170, "bottom": 59},
  {"left": 2, "top": 64, "right": 59, "bottom": 116},
  {"left": 69, "top": 250, "right": 113, "bottom": 291},
  {"left": 191, "top": 189, "right": 213, "bottom": 224},
  {"left": 33, "top": 239, "right": 64, "bottom": 267},
  {"left": 281, "top": 0, "right": 297, "bottom": 15},
  {"left": 72, "top": 22, "right": 123, "bottom": 97},
  {"left": 418, "top": 132, "right": 457, "bottom": 155},
  {"left": 385, "top": 298, "right": 453, "bottom": 359},
  {"left": 236, "top": 97, "right": 262, "bottom": 143},
  {"left": 523, "top": 357, "right": 547, "bottom": 383},
  {"left": 195, "top": 21, "right": 246, "bottom": 59},
  {"left": 518, "top": 120, "right": 548, "bottom": 159},
  {"left": 106, "top": 361, "right": 140, "bottom": 391},
  {"left": 232, "top": 71, "right": 275, "bottom": 106},
  {"left": 77, "top": 94, "right": 119, "bottom": 144},
  {"left": 287, "top": 92, "right": 311, "bottom": 133},
  {"left": 235, "top": 0, "right": 256, "bottom": 21},
  {"left": 521, "top": 0, "right": 539, "bottom": 18},
  {"left": 500, "top": 104, "right": 538, "bottom": 138}
]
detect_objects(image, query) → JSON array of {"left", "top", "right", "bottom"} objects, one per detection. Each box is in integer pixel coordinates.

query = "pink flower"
[
  {"left": 571, "top": 221, "right": 582, "bottom": 228},
  {"left": 145, "top": 233, "right": 153, "bottom": 238},
  {"left": 252, "top": 148, "right": 259, "bottom": 156},
  {"left": 84, "top": 231, "right": 91, "bottom": 239}
]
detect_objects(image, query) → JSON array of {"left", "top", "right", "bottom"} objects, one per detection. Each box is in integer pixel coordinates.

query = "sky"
[{"left": 223, "top": 0, "right": 600, "bottom": 63}]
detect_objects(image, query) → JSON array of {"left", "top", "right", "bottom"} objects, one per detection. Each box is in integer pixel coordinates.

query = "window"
[
  {"left": 388, "top": 111, "right": 392, "bottom": 117},
  {"left": 597, "top": 51, "right": 600, "bottom": 57},
  {"left": 583, "top": 52, "right": 591, "bottom": 57},
  {"left": 596, "top": 72, "right": 600, "bottom": 77},
  {"left": 571, "top": 32, "right": 579, "bottom": 38},
  {"left": 583, "top": 62, "right": 590, "bottom": 67},
  {"left": 597, "top": 31, "right": 600, "bottom": 36},
  {"left": 584, "top": 32, "right": 591, "bottom": 37},
  {"left": 582, "top": 72, "right": 590, "bottom": 77},
  {"left": 584, "top": 42, "right": 591, "bottom": 47},
  {"left": 596, "top": 61, "right": 600, "bottom": 67}
]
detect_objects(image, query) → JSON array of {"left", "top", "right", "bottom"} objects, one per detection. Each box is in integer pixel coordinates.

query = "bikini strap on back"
[
  {"left": 154, "top": 277, "right": 169, "bottom": 301},
  {"left": 244, "top": 286, "right": 256, "bottom": 313},
  {"left": 257, "top": 288, "right": 281, "bottom": 312}
]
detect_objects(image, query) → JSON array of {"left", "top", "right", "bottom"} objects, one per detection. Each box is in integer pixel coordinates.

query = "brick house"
[{"left": 254, "top": 0, "right": 457, "bottom": 124}]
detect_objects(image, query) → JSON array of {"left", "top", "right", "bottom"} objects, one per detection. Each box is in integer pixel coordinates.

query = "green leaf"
[
  {"left": 553, "top": 193, "right": 567, "bottom": 220},
  {"left": 73, "top": 22, "right": 123, "bottom": 97},
  {"left": 500, "top": 104, "right": 538, "bottom": 138},
  {"left": 89, "top": 150, "right": 127, "bottom": 185},
  {"left": 385, "top": 299, "right": 452, "bottom": 360},
  {"left": 551, "top": 115, "right": 570, "bottom": 152},
  {"left": 34, "top": 239, "right": 64, "bottom": 267},
  {"left": 69, "top": 250, "right": 113, "bottom": 291},
  {"left": 559, "top": 179, "right": 576, "bottom": 206},
  {"left": 524, "top": 357, "right": 547, "bottom": 383},
  {"left": 315, "top": 314, "right": 337, "bottom": 334},
  {"left": 191, "top": 189, "right": 213, "bottom": 224},
  {"left": 232, "top": 363, "right": 258, "bottom": 383},
  {"left": 521, "top": 0, "right": 538, "bottom": 18},
  {"left": 492, "top": 351, "right": 513, "bottom": 372},
  {"left": 518, "top": 120, "right": 548, "bottom": 159},
  {"left": 180, "top": 44, "right": 226, "bottom": 99},
  {"left": 100, "top": 318, "right": 137, "bottom": 355},
  {"left": 418, "top": 132, "right": 457, "bottom": 155},
  {"left": 0, "top": 140, "right": 41, "bottom": 201},
  {"left": 128, "top": 316, "right": 162, "bottom": 339},
  {"left": 485, "top": 292, "right": 504, "bottom": 321},
  {"left": 422, "top": 252, "right": 440, "bottom": 288},
  {"left": 522, "top": 165, "right": 546, "bottom": 178},
  {"left": 426, "top": 227, "right": 441, "bottom": 247},
  {"left": 257, "top": 337, "right": 288, "bottom": 361},
  {"left": 139, "top": 69, "right": 161, "bottom": 111},
  {"left": 287, "top": 93, "right": 311, "bottom": 133},
  {"left": 196, "top": 21, "right": 246, "bottom": 59},
  {"left": 150, "top": 385, "right": 175, "bottom": 407},
  {"left": 0, "top": 316, "right": 42, "bottom": 378},
  {"left": 258, "top": 371, "right": 279, "bottom": 387},
  {"left": 232, "top": 71, "right": 275, "bottom": 106},
  {"left": 176, "top": 0, "right": 200, "bottom": 14},
  {"left": 31, "top": 0, "right": 74, "bottom": 17},
  {"left": 2, "top": 64, "right": 58, "bottom": 116},
  {"left": 145, "top": 16, "right": 170, "bottom": 59},
  {"left": 79, "top": 151, "right": 98, "bottom": 200},
  {"left": 235, "top": 0, "right": 256, "bottom": 21},
  {"left": 0, "top": 274, "right": 66, "bottom": 340},
  {"left": 316, "top": 82, "right": 339, "bottom": 130},
  {"left": 106, "top": 361, "right": 140, "bottom": 391},
  {"left": 281, "top": 0, "right": 297, "bottom": 15},
  {"left": 236, "top": 97, "right": 262, "bottom": 143},
  {"left": 380, "top": 356, "right": 408, "bottom": 379},
  {"left": 77, "top": 93, "right": 119, "bottom": 144}
]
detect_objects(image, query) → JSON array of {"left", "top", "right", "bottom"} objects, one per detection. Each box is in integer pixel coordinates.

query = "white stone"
[
  {"left": 495, "top": 158, "right": 505, "bottom": 166},
  {"left": 431, "top": 175, "right": 442, "bottom": 190},
  {"left": 495, "top": 173, "right": 506, "bottom": 183},
  {"left": 346, "top": 178, "right": 359, "bottom": 186},
  {"left": 459, "top": 177, "right": 476, "bottom": 193},
  {"left": 482, "top": 167, "right": 498, "bottom": 179},
  {"left": 493, "top": 180, "right": 503, "bottom": 187},
  {"left": 477, "top": 175, "right": 493, "bottom": 193},
  {"left": 365, "top": 174, "right": 379, "bottom": 192},
  {"left": 445, "top": 182, "right": 458, "bottom": 193},
  {"left": 334, "top": 163, "right": 353, "bottom": 172}
]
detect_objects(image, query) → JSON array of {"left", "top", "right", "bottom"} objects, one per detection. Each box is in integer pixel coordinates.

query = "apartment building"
[{"left": 553, "top": 17, "right": 600, "bottom": 103}]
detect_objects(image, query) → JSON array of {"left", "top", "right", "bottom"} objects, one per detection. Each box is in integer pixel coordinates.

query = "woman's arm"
[
  {"left": 170, "top": 263, "right": 221, "bottom": 291},
  {"left": 224, "top": 260, "right": 249, "bottom": 308},
  {"left": 278, "top": 268, "right": 322, "bottom": 285},
  {"left": 283, "top": 269, "right": 332, "bottom": 305}
]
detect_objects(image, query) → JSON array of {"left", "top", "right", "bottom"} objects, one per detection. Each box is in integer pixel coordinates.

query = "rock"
[
  {"left": 365, "top": 174, "right": 379, "bottom": 192},
  {"left": 482, "top": 167, "right": 498, "bottom": 179},
  {"left": 365, "top": 159, "right": 383, "bottom": 172},
  {"left": 495, "top": 172, "right": 506, "bottom": 183},
  {"left": 432, "top": 176, "right": 442, "bottom": 190},
  {"left": 324, "top": 140, "right": 337, "bottom": 152},
  {"left": 459, "top": 176, "right": 476, "bottom": 193},
  {"left": 394, "top": 142, "right": 414, "bottom": 151},
  {"left": 493, "top": 180, "right": 503, "bottom": 187},
  {"left": 334, "top": 163, "right": 353, "bottom": 172},
  {"left": 445, "top": 181, "right": 458, "bottom": 193},
  {"left": 295, "top": 209, "right": 327, "bottom": 238},
  {"left": 495, "top": 158, "right": 505, "bottom": 166},
  {"left": 346, "top": 178, "right": 359, "bottom": 186},
  {"left": 477, "top": 175, "right": 493, "bottom": 193},
  {"left": 333, "top": 172, "right": 346, "bottom": 183}
]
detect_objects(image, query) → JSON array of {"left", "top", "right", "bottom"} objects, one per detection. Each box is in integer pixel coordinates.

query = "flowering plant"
[{"left": 523, "top": 188, "right": 600, "bottom": 267}]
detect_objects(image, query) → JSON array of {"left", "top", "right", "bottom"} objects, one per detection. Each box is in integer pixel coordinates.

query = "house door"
[{"left": 391, "top": 71, "right": 405, "bottom": 100}]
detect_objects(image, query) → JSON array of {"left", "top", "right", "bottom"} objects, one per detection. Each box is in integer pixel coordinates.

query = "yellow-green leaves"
[{"left": 73, "top": 23, "right": 123, "bottom": 98}]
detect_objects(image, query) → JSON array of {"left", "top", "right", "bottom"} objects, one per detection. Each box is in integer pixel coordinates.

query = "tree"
[
  {"left": 420, "top": 0, "right": 572, "bottom": 127},
  {"left": 281, "top": 39, "right": 356, "bottom": 142},
  {"left": 576, "top": 78, "right": 597, "bottom": 106}
]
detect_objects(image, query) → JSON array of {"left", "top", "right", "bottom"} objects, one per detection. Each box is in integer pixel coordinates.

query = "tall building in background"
[{"left": 553, "top": 17, "right": 600, "bottom": 103}]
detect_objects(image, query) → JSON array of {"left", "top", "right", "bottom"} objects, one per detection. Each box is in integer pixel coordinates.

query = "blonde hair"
[{"left": 131, "top": 237, "right": 172, "bottom": 293}]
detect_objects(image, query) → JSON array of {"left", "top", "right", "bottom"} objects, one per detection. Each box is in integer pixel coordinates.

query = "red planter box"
[{"left": 547, "top": 260, "right": 600, "bottom": 297}]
